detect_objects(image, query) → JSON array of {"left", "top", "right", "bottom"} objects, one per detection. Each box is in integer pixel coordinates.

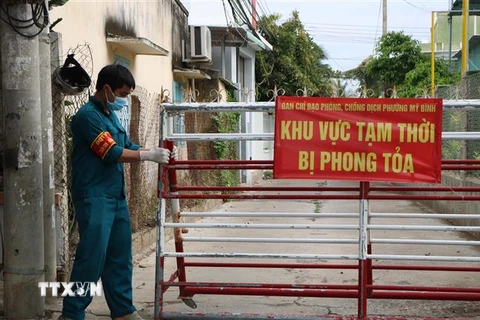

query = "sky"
[{"left": 180, "top": 0, "right": 453, "bottom": 72}]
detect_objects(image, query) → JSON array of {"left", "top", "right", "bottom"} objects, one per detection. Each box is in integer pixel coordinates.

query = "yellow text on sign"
[{"left": 298, "top": 151, "right": 415, "bottom": 174}]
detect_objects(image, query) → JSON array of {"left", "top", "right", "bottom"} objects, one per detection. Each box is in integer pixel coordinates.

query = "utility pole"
[
  {"left": 431, "top": 11, "right": 436, "bottom": 97},
  {"left": 1, "top": 1, "right": 45, "bottom": 318},
  {"left": 462, "top": 0, "right": 469, "bottom": 75},
  {"left": 251, "top": 0, "right": 257, "bottom": 30},
  {"left": 383, "top": 0, "right": 387, "bottom": 35},
  {"left": 39, "top": 0, "right": 57, "bottom": 289},
  {"left": 448, "top": 0, "right": 454, "bottom": 64}
]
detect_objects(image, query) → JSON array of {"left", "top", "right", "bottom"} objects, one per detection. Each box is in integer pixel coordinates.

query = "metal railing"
[{"left": 154, "top": 99, "right": 480, "bottom": 320}]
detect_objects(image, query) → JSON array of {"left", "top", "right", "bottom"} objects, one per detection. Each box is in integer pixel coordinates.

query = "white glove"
[
  {"left": 171, "top": 146, "right": 178, "bottom": 160},
  {"left": 140, "top": 147, "right": 170, "bottom": 164}
]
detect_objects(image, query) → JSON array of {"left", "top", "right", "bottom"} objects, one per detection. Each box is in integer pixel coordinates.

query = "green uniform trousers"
[{"left": 62, "top": 196, "right": 136, "bottom": 320}]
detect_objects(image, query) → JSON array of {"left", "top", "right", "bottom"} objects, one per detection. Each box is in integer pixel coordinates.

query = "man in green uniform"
[{"left": 59, "top": 64, "right": 173, "bottom": 320}]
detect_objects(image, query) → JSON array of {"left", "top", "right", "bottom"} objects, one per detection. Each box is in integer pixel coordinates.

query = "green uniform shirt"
[{"left": 71, "top": 96, "right": 140, "bottom": 200}]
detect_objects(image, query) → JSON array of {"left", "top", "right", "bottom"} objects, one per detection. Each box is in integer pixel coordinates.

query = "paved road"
[{"left": 49, "top": 179, "right": 480, "bottom": 319}]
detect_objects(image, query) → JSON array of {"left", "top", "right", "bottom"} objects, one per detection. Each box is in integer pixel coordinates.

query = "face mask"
[{"left": 105, "top": 86, "right": 129, "bottom": 111}]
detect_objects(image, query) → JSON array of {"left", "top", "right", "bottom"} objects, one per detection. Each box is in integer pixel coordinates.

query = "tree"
[
  {"left": 399, "top": 58, "right": 460, "bottom": 97},
  {"left": 343, "top": 56, "right": 378, "bottom": 96},
  {"left": 367, "top": 31, "right": 423, "bottom": 89},
  {"left": 255, "top": 11, "right": 333, "bottom": 101},
  {"left": 345, "top": 31, "right": 460, "bottom": 98}
]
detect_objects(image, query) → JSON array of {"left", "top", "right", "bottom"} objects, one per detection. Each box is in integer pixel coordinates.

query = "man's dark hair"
[{"left": 95, "top": 64, "right": 136, "bottom": 91}]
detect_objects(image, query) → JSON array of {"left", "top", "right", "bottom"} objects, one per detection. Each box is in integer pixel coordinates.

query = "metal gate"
[{"left": 154, "top": 99, "right": 480, "bottom": 320}]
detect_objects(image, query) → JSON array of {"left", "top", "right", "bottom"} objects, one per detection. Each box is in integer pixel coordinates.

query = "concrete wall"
[
  {"left": 172, "top": 0, "right": 189, "bottom": 69},
  {"left": 212, "top": 46, "right": 236, "bottom": 83},
  {"left": 404, "top": 174, "right": 480, "bottom": 239},
  {"left": 50, "top": 0, "right": 180, "bottom": 94},
  {"left": 241, "top": 45, "right": 269, "bottom": 184},
  {"left": 48, "top": 1, "right": 190, "bottom": 273},
  {"left": 210, "top": 41, "right": 268, "bottom": 184},
  {"left": 421, "top": 15, "right": 477, "bottom": 54}
]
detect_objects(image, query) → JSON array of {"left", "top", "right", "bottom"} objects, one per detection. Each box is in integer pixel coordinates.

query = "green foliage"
[
  {"left": 343, "top": 56, "right": 379, "bottom": 95},
  {"left": 255, "top": 11, "right": 334, "bottom": 100},
  {"left": 219, "top": 170, "right": 239, "bottom": 188},
  {"left": 213, "top": 86, "right": 239, "bottom": 163},
  {"left": 367, "top": 32, "right": 423, "bottom": 87},
  {"left": 344, "top": 58, "right": 369, "bottom": 86},
  {"left": 262, "top": 170, "right": 273, "bottom": 180},
  {"left": 442, "top": 113, "right": 463, "bottom": 160},
  {"left": 330, "top": 78, "right": 349, "bottom": 97},
  {"left": 212, "top": 112, "right": 240, "bottom": 188},
  {"left": 345, "top": 31, "right": 461, "bottom": 96},
  {"left": 443, "top": 140, "right": 462, "bottom": 160},
  {"left": 399, "top": 58, "right": 460, "bottom": 97},
  {"left": 213, "top": 112, "right": 240, "bottom": 159}
]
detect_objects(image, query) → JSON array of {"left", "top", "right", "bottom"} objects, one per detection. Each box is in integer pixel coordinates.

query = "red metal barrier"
[{"left": 156, "top": 158, "right": 480, "bottom": 320}]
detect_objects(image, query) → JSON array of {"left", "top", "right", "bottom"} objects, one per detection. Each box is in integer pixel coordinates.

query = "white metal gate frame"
[{"left": 154, "top": 99, "right": 480, "bottom": 320}]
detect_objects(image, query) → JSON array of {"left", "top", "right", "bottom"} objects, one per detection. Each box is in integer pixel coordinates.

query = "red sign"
[{"left": 274, "top": 97, "right": 443, "bottom": 183}]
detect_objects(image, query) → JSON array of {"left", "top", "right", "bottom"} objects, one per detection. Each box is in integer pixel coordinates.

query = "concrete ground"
[{"left": 44, "top": 178, "right": 480, "bottom": 319}]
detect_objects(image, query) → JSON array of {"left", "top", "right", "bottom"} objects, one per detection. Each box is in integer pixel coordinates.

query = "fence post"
[
  {"left": 358, "top": 181, "right": 370, "bottom": 320},
  {"left": 40, "top": 22, "right": 57, "bottom": 287},
  {"left": 50, "top": 32, "right": 70, "bottom": 281},
  {"left": 128, "top": 95, "right": 141, "bottom": 232}
]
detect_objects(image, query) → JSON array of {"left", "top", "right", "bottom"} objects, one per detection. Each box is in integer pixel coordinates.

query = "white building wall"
[
  {"left": 211, "top": 47, "right": 223, "bottom": 75},
  {"left": 240, "top": 46, "right": 268, "bottom": 184},
  {"left": 211, "top": 46, "right": 237, "bottom": 84},
  {"left": 212, "top": 41, "right": 270, "bottom": 184},
  {"left": 50, "top": 0, "right": 173, "bottom": 95},
  {"left": 226, "top": 47, "right": 237, "bottom": 83}
]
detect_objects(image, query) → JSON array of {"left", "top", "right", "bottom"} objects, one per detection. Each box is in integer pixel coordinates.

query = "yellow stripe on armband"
[{"left": 91, "top": 131, "right": 117, "bottom": 159}]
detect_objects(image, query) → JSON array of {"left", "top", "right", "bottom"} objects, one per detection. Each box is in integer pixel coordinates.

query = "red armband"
[{"left": 91, "top": 132, "right": 117, "bottom": 159}]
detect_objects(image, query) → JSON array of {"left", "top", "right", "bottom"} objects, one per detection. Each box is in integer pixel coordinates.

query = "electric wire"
[
  {"left": 221, "top": 0, "right": 234, "bottom": 26},
  {"left": 304, "top": 25, "right": 431, "bottom": 36},
  {"left": 402, "top": 0, "right": 431, "bottom": 12},
  {"left": 373, "top": 0, "right": 382, "bottom": 53},
  {"left": 252, "top": 0, "right": 275, "bottom": 39},
  {"left": 226, "top": 0, "right": 246, "bottom": 26},
  {"left": 227, "top": 0, "right": 272, "bottom": 44},
  {"left": 255, "top": 2, "right": 275, "bottom": 39},
  {"left": 0, "top": 1, "right": 49, "bottom": 38},
  {"left": 250, "top": 0, "right": 271, "bottom": 29},
  {"left": 1, "top": 2, "right": 41, "bottom": 23},
  {"left": 259, "top": 0, "right": 272, "bottom": 16},
  {"left": 303, "top": 22, "right": 431, "bottom": 30},
  {"left": 305, "top": 28, "right": 429, "bottom": 37},
  {"left": 257, "top": 0, "right": 271, "bottom": 17},
  {"left": 237, "top": 0, "right": 256, "bottom": 29}
]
